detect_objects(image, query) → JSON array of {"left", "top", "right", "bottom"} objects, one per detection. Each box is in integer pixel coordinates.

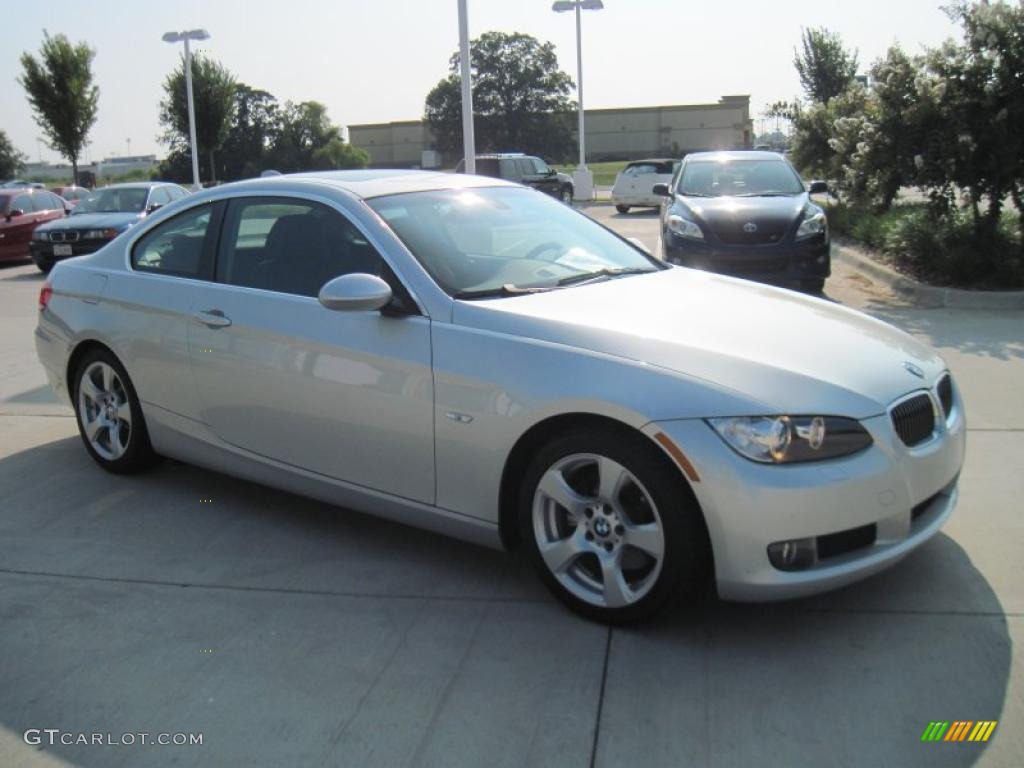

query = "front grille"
[
  {"left": 891, "top": 393, "right": 936, "bottom": 447},
  {"left": 712, "top": 254, "right": 790, "bottom": 273},
  {"left": 937, "top": 374, "right": 953, "bottom": 417},
  {"left": 714, "top": 223, "right": 787, "bottom": 245},
  {"left": 817, "top": 523, "right": 877, "bottom": 560},
  {"left": 50, "top": 230, "right": 80, "bottom": 243}
]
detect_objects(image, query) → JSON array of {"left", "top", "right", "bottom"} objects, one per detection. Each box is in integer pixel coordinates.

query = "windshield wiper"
[
  {"left": 556, "top": 267, "right": 658, "bottom": 287},
  {"left": 679, "top": 191, "right": 712, "bottom": 197},
  {"left": 735, "top": 192, "right": 796, "bottom": 197},
  {"left": 453, "top": 283, "right": 557, "bottom": 300}
]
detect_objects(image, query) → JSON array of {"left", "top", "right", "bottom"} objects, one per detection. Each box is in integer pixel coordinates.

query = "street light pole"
[
  {"left": 161, "top": 29, "right": 210, "bottom": 191},
  {"left": 457, "top": 0, "right": 475, "bottom": 173},
  {"left": 552, "top": 1, "right": 603, "bottom": 201}
]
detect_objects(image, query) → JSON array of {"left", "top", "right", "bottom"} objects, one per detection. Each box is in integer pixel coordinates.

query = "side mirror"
[
  {"left": 319, "top": 273, "right": 393, "bottom": 312},
  {"left": 64, "top": 207, "right": 72, "bottom": 216},
  {"left": 7, "top": 209, "right": 25, "bottom": 220},
  {"left": 147, "top": 203, "right": 164, "bottom": 214},
  {"left": 808, "top": 180, "right": 829, "bottom": 194},
  {"left": 652, "top": 183, "right": 672, "bottom": 197}
]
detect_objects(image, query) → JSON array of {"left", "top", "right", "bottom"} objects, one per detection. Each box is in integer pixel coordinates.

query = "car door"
[
  {"left": 2, "top": 193, "right": 38, "bottom": 256},
  {"left": 33, "top": 192, "right": 65, "bottom": 225},
  {"left": 187, "top": 195, "right": 435, "bottom": 504},
  {"left": 526, "top": 157, "right": 560, "bottom": 196}
]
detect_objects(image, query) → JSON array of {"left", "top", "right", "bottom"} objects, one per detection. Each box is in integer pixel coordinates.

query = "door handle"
[{"left": 194, "top": 309, "right": 232, "bottom": 328}]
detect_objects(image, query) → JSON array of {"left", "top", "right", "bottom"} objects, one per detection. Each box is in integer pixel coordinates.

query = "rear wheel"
[
  {"left": 73, "top": 348, "right": 159, "bottom": 474},
  {"left": 615, "top": 204, "right": 630, "bottom": 214},
  {"left": 519, "top": 427, "right": 709, "bottom": 624}
]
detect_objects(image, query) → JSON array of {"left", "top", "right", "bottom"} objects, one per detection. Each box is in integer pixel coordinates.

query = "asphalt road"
[{"left": 1, "top": 208, "right": 1022, "bottom": 767}]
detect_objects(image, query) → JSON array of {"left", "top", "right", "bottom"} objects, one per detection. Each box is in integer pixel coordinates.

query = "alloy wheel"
[
  {"left": 77, "top": 361, "right": 132, "bottom": 461},
  {"left": 532, "top": 453, "right": 666, "bottom": 608}
]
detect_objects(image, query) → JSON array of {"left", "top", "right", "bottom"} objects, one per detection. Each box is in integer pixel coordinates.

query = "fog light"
[{"left": 767, "top": 537, "right": 817, "bottom": 570}]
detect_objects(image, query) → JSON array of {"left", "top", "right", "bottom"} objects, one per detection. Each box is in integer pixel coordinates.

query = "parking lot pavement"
[{"left": 1, "top": 217, "right": 1022, "bottom": 768}]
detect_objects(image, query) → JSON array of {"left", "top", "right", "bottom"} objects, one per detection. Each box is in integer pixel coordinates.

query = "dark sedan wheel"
[
  {"left": 615, "top": 204, "right": 630, "bottom": 214},
  {"left": 519, "top": 427, "right": 709, "bottom": 624},
  {"left": 73, "top": 348, "right": 159, "bottom": 474},
  {"left": 801, "top": 277, "right": 826, "bottom": 293},
  {"left": 560, "top": 186, "right": 574, "bottom": 206}
]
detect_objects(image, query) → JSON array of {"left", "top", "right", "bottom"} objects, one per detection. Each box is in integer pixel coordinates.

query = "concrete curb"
[{"left": 833, "top": 241, "right": 1024, "bottom": 310}]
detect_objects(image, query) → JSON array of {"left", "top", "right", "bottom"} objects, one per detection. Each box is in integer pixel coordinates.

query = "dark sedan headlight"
[
  {"left": 84, "top": 228, "right": 120, "bottom": 240},
  {"left": 707, "top": 415, "right": 872, "bottom": 463},
  {"left": 795, "top": 206, "right": 827, "bottom": 239},
  {"left": 666, "top": 213, "right": 704, "bottom": 240}
]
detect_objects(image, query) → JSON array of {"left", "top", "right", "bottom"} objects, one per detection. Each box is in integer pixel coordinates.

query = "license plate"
[{"left": 53, "top": 244, "right": 72, "bottom": 256}]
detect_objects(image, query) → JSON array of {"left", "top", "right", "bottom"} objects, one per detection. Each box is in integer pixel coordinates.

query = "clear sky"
[{"left": 3, "top": 0, "right": 961, "bottom": 164}]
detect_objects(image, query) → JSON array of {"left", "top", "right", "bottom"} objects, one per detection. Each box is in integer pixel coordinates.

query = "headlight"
[
  {"left": 33, "top": 231, "right": 49, "bottom": 241},
  {"left": 666, "top": 213, "right": 704, "bottom": 240},
  {"left": 707, "top": 415, "right": 872, "bottom": 464},
  {"left": 795, "top": 207, "right": 827, "bottom": 239},
  {"left": 84, "top": 228, "right": 119, "bottom": 240}
]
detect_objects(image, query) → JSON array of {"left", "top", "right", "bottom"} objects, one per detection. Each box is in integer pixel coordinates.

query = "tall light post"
[
  {"left": 552, "top": 0, "right": 603, "bottom": 201},
  {"left": 457, "top": 0, "right": 475, "bottom": 173},
  {"left": 161, "top": 28, "right": 210, "bottom": 191}
]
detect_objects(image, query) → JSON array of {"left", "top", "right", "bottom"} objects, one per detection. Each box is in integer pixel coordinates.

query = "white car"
[
  {"left": 35, "top": 170, "right": 965, "bottom": 624},
  {"left": 612, "top": 158, "right": 680, "bottom": 213}
]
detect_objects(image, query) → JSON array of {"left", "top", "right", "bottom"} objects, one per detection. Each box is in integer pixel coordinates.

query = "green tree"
[
  {"left": 18, "top": 32, "right": 99, "bottom": 185},
  {"left": 267, "top": 101, "right": 367, "bottom": 172},
  {"left": 794, "top": 27, "right": 859, "bottom": 104},
  {"left": 159, "top": 54, "right": 237, "bottom": 183},
  {"left": 0, "top": 130, "right": 27, "bottom": 180},
  {"left": 424, "top": 31, "right": 577, "bottom": 162},
  {"left": 219, "top": 84, "right": 281, "bottom": 180}
]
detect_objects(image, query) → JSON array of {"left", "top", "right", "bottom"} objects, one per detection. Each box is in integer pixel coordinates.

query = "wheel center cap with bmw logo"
[
  {"left": 594, "top": 518, "right": 610, "bottom": 537},
  {"left": 743, "top": 222, "right": 758, "bottom": 233}
]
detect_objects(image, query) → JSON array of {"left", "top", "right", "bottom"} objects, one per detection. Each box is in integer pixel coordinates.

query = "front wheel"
[
  {"left": 519, "top": 428, "right": 710, "bottom": 624},
  {"left": 800, "top": 277, "right": 826, "bottom": 293},
  {"left": 560, "top": 186, "right": 574, "bottom": 206},
  {"left": 615, "top": 204, "right": 630, "bottom": 214},
  {"left": 73, "top": 348, "right": 160, "bottom": 474}
]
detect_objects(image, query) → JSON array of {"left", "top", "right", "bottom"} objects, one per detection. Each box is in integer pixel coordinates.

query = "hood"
[
  {"left": 681, "top": 194, "right": 808, "bottom": 239},
  {"left": 452, "top": 267, "right": 945, "bottom": 420},
  {"left": 556, "top": 171, "right": 574, "bottom": 185},
  {"left": 37, "top": 211, "right": 142, "bottom": 232}
]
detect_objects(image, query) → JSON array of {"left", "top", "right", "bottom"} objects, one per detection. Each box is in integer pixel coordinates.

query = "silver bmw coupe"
[{"left": 35, "top": 170, "right": 965, "bottom": 623}]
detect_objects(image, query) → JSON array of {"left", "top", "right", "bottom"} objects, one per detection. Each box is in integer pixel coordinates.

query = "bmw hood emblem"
[{"left": 903, "top": 361, "right": 925, "bottom": 378}]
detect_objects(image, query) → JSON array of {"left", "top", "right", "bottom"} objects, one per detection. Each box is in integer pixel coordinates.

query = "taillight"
[{"left": 39, "top": 281, "right": 53, "bottom": 311}]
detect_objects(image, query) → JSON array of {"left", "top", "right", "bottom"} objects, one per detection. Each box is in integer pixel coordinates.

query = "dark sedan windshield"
[
  {"left": 678, "top": 159, "right": 804, "bottom": 197},
  {"left": 73, "top": 188, "right": 148, "bottom": 214},
  {"left": 368, "top": 187, "right": 661, "bottom": 297}
]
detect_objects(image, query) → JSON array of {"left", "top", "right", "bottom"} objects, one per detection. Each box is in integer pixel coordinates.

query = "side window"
[
  {"left": 30, "top": 194, "right": 51, "bottom": 212},
  {"left": 149, "top": 187, "right": 171, "bottom": 208},
  {"left": 12, "top": 194, "right": 32, "bottom": 213},
  {"left": 50, "top": 193, "right": 66, "bottom": 210},
  {"left": 499, "top": 159, "right": 522, "bottom": 181},
  {"left": 531, "top": 158, "right": 551, "bottom": 175},
  {"left": 132, "top": 204, "right": 217, "bottom": 278},
  {"left": 168, "top": 186, "right": 186, "bottom": 201},
  {"left": 217, "top": 197, "right": 384, "bottom": 298},
  {"left": 517, "top": 159, "right": 536, "bottom": 178}
]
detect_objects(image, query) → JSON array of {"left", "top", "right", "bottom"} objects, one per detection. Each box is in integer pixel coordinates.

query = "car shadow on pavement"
[
  {"left": 611, "top": 209, "right": 660, "bottom": 218},
  {"left": 0, "top": 434, "right": 1011, "bottom": 768},
  {"left": 863, "top": 303, "right": 1024, "bottom": 362}
]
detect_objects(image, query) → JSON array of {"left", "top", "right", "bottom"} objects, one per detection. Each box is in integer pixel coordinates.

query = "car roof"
[
  {"left": 627, "top": 158, "right": 678, "bottom": 165},
  {"left": 686, "top": 150, "right": 784, "bottom": 163},
  {"left": 95, "top": 182, "right": 177, "bottom": 190},
  {"left": 211, "top": 169, "right": 519, "bottom": 200}
]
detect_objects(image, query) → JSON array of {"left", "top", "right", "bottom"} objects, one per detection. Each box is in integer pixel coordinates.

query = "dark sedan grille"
[
  {"left": 49, "top": 230, "right": 81, "bottom": 243},
  {"left": 937, "top": 374, "right": 953, "bottom": 417},
  {"left": 891, "top": 394, "right": 935, "bottom": 447},
  {"left": 713, "top": 223, "right": 787, "bottom": 245}
]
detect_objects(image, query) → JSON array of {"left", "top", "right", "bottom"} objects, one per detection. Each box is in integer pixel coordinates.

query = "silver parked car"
[{"left": 35, "top": 170, "right": 965, "bottom": 623}]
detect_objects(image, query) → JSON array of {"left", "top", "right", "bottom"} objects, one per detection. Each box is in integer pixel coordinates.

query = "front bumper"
[
  {"left": 646, "top": 380, "right": 966, "bottom": 601},
  {"left": 662, "top": 230, "right": 830, "bottom": 282},
  {"left": 612, "top": 193, "right": 662, "bottom": 208},
  {"left": 30, "top": 239, "right": 111, "bottom": 269}
]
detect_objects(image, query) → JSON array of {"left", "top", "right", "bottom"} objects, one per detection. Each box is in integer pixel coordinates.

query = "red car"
[
  {"left": 49, "top": 185, "right": 90, "bottom": 207},
  {"left": 0, "top": 189, "right": 67, "bottom": 263}
]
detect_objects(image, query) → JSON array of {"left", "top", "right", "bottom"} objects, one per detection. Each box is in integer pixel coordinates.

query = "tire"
[
  {"left": 560, "top": 186, "right": 574, "bottom": 206},
  {"left": 36, "top": 262, "right": 53, "bottom": 274},
  {"left": 615, "top": 204, "right": 630, "bottom": 214},
  {"left": 73, "top": 347, "right": 160, "bottom": 474},
  {"left": 519, "top": 427, "right": 710, "bottom": 624},
  {"left": 800, "top": 277, "right": 826, "bottom": 293}
]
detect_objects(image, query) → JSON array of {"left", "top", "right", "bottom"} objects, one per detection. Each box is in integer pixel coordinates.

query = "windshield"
[
  {"left": 368, "top": 187, "right": 661, "bottom": 297},
  {"left": 677, "top": 159, "right": 804, "bottom": 197},
  {"left": 73, "top": 188, "right": 148, "bottom": 214}
]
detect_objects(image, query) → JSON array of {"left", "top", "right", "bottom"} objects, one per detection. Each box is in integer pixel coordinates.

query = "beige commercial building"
[{"left": 348, "top": 95, "right": 752, "bottom": 168}]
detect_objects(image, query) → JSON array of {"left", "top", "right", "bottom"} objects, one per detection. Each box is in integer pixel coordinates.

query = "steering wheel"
[{"left": 524, "top": 241, "right": 566, "bottom": 262}]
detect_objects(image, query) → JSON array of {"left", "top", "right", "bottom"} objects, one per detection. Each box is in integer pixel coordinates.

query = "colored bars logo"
[{"left": 921, "top": 721, "right": 997, "bottom": 742}]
